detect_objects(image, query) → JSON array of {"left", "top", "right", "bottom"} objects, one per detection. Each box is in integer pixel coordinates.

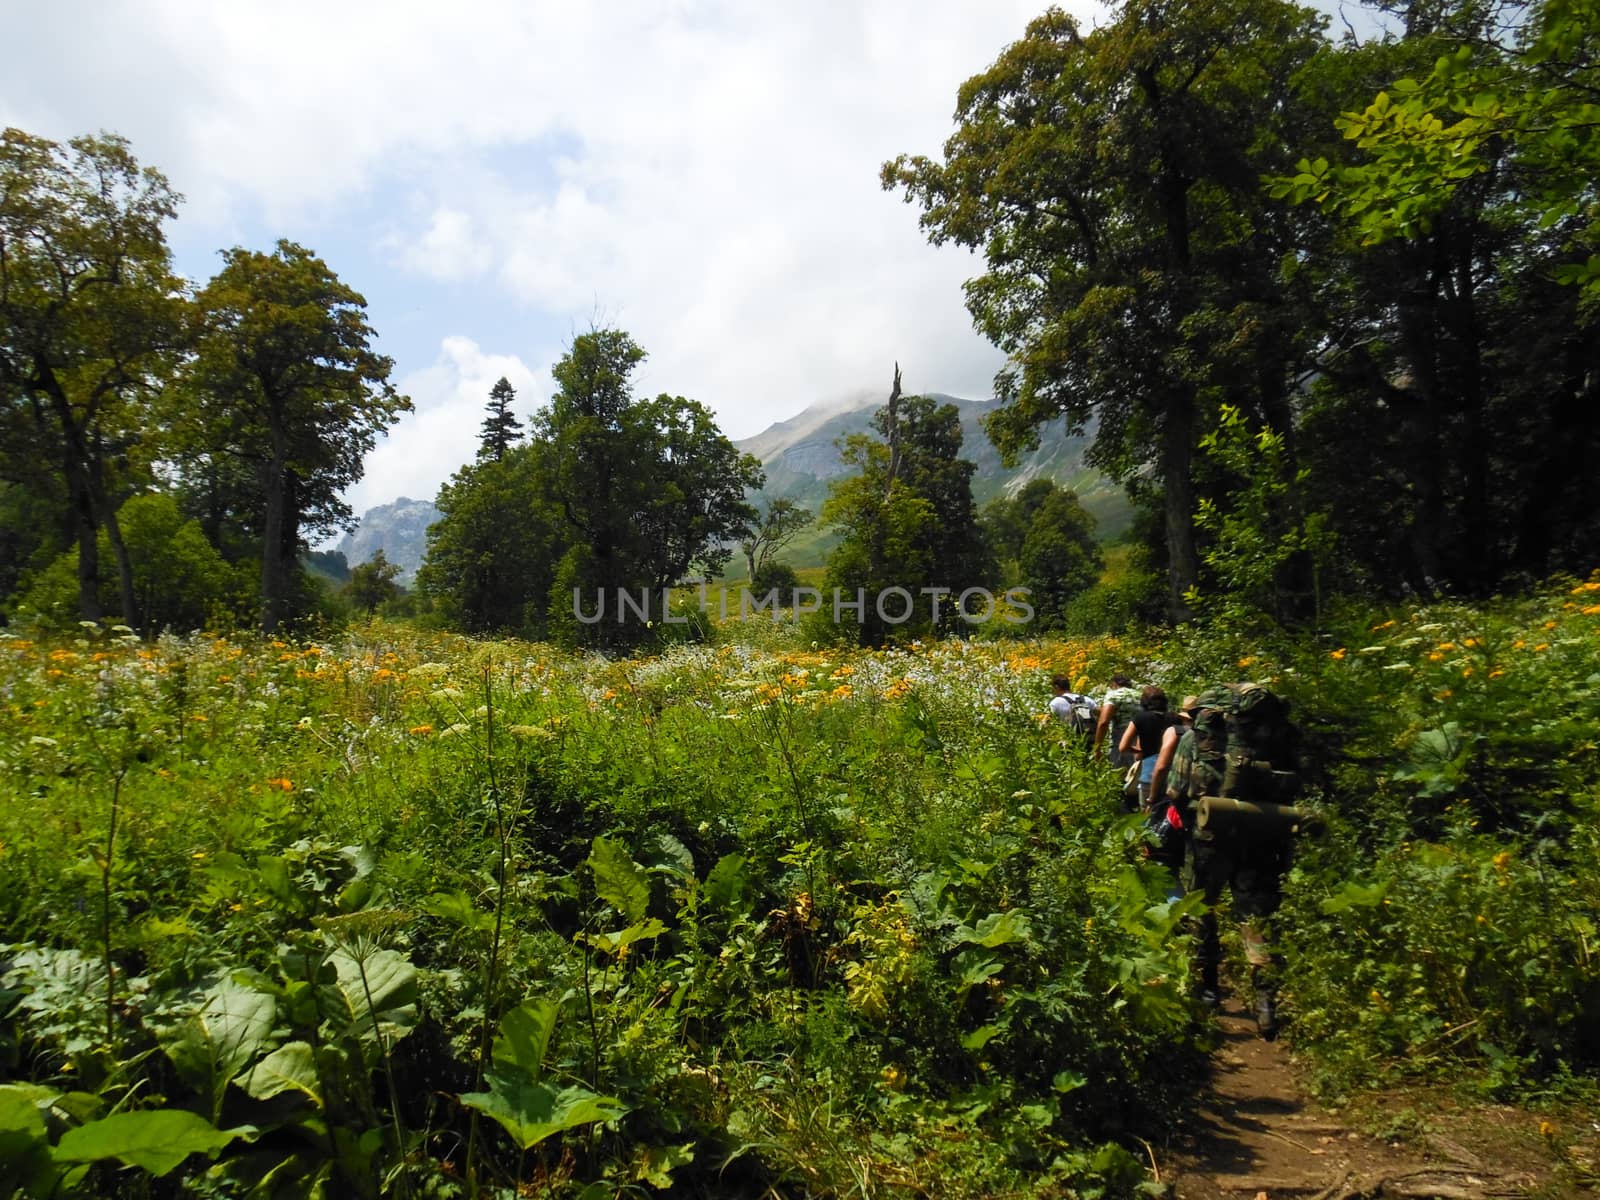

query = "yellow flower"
[
  {"left": 266, "top": 778, "right": 294, "bottom": 792},
  {"left": 409, "top": 724, "right": 434, "bottom": 736},
  {"left": 1533, "top": 643, "right": 1550, "bottom": 653},
  {"left": 1239, "top": 656, "right": 1256, "bottom": 668},
  {"left": 1329, "top": 648, "right": 1347, "bottom": 660}
]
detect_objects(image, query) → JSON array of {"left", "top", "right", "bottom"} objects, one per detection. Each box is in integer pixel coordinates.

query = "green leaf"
[
  {"left": 327, "top": 947, "right": 418, "bottom": 1052},
  {"left": 961, "top": 1024, "right": 1000, "bottom": 1051},
  {"left": 157, "top": 981, "right": 276, "bottom": 1117},
  {"left": 54, "top": 1110, "right": 251, "bottom": 1176},
  {"left": 590, "top": 836, "right": 650, "bottom": 923},
  {"left": 240, "top": 1041, "right": 322, "bottom": 1106},
  {"left": 492, "top": 999, "right": 558, "bottom": 1079},
  {"left": 459, "top": 1077, "right": 626, "bottom": 1151},
  {"left": 634, "top": 1141, "right": 695, "bottom": 1189},
  {"left": 0, "top": 1085, "right": 56, "bottom": 1195},
  {"left": 1319, "top": 880, "right": 1392, "bottom": 914},
  {"left": 703, "top": 853, "right": 752, "bottom": 913},
  {"left": 422, "top": 890, "right": 497, "bottom": 934},
  {"left": 585, "top": 919, "right": 667, "bottom": 956},
  {"left": 954, "top": 909, "right": 1032, "bottom": 948}
]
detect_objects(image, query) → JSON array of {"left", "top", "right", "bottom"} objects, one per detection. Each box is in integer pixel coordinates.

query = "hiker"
[
  {"left": 1149, "top": 686, "right": 1300, "bottom": 1039},
  {"left": 1117, "top": 684, "right": 1182, "bottom": 812},
  {"left": 1091, "top": 674, "right": 1141, "bottom": 767},
  {"left": 1048, "top": 675, "right": 1097, "bottom": 746}
]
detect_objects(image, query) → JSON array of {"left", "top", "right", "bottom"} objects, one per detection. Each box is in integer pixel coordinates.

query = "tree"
[
  {"left": 1278, "top": 0, "right": 1600, "bottom": 311},
  {"left": 420, "top": 330, "right": 762, "bottom": 647},
  {"left": 1265, "top": 1, "right": 1600, "bottom": 591},
  {"left": 1019, "top": 487, "right": 1102, "bottom": 630},
  {"left": 416, "top": 448, "right": 562, "bottom": 636},
  {"left": 740, "top": 497, "right": 813, "bottom": 582},
  {"left": 478, "top": 376, "right": 523, "bottom": 462},
  {"left": 823, "top": 372, "right": 990, "bottom": 644},
  {"left": 534, "top": 330, "right": 762, "bottom": 647},
  {"left": 882, "top": 0, "right": 1328, "bottom": 619},
  {"left": 346, "top": 548, "right": 401, "bottom": 614},
  {"left": 187, "top": 241, "right": 411, "bottom": 633},
  {"left": 0, "top": 128, "right": 187, "bottom": 629}
]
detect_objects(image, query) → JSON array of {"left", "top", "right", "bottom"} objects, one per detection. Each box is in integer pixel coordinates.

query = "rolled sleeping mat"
[{"left": 1196, "top": 795, "right": 1323, "bottom": 838}]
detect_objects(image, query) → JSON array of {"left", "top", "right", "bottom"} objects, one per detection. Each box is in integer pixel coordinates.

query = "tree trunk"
[
  {"left": 1162, "top": 385, "right": 1199, "bottom": 621},
  {"left": 261, "top": 455, "right": 288, "bottom": 634}
]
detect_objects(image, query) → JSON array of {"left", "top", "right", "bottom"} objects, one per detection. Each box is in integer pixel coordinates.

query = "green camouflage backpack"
[{"left": 1220, "top": 683, "right": 1300, "bottom": 804}]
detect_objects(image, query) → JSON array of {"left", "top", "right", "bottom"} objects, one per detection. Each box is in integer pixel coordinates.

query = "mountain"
[
  {"left": 732, "top": 392, "right": 1127, "bottom": 571},
  {"left": 336, "top": 497, "right": 439, "bottom": 585}
]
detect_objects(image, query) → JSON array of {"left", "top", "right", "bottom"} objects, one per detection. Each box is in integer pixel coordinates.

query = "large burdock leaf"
[
  {"left": 589, "top": 837, "right": 650, "bottom": 923},
  {"left": 327, "top": 947, "right": 418, "bottom": 1055},
  {"left": 54, "top": 1110, "right": 251, "bottom": 1176},
  {"left": 240, "top": 1042, "right": 322, "bottom": 1106},
  {"left": 492, "top": 999, "right": 558, "bottom": 1077},
  {"left": 459, "top": 1076, "right": 626, "bottom": 1151},
  {"left": 0, "top": 1084, "right": 56, "bottom": 1195},
  {"left": 157, "top": 981, "right": 276, "bottom": 1119}
]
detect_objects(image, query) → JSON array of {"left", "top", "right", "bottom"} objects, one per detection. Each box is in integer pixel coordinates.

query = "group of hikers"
[{"left": 1049, "top": 673, "right": 1309, "bottom": 1039}]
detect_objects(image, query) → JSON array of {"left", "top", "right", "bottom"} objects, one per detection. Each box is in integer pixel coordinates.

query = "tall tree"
[
  {"left": 533, "top": 329, "right": 762, "bottom": 647},
  {"left": 0, "top": 128, "right": 187, "bottom": 628},
  {"left": 188, "top": 240, "right": 410, "bottom": 633},
  {"left": 823, "top": 376, "right": 990, "bottom": 644},
  {"left": 422, "top": 330, "right": 762, "bottom": 646},
  {"left": 477, "top": 376, "right": 523, "bottom": 462},
  {"left": 882, "top": 0, "right": 1328, "bottom": 619}
]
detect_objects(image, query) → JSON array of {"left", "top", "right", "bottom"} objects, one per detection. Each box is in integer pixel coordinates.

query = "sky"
[
  {"left": 6, "top": 0, "right": 1388, "bottom": 534},
  {"left": 4, "top": 0, "right": 1109, "bottom": 524}
]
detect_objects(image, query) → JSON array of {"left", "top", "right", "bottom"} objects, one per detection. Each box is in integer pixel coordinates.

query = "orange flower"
[
  {"left": 409, "top": 724, "right": 434, "bottom": 736},
  {"left": 266, "top": 777, "right": 294, "bottom": 791},
  {"left": 1329, "top": 648, "right": 1347, "bottom": 661}
]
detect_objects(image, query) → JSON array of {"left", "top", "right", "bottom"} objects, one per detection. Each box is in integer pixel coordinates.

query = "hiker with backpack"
[
  {"left": 1117, "top": 685, "right": 1183, "bottom": 812},
  {"left": 1048, "top": 675, "right": 1098, "bottom": 748},
  {"left": 1148, "top": 684, "right": 1305, "bottom": 1039},
  {"left": 1091, "top": 674, "right": 1141, "bottom": 767}
]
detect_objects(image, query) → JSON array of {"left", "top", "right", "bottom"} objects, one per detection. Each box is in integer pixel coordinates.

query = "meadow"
[{"left": 1, "top": 577, "right": 1597, "bottom": 1197}]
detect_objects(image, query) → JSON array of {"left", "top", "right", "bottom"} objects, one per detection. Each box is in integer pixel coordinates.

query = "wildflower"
[
  {"left": 1329, "top": 648, "right": 1347, "bottom": 661},
  {"left": 409, "top": 724, "right": 434, "bottom": 736},
  {"left": 266, "top": 778, "right": 294, "bottom": 791},
  {"left": 1239, "top": 656, "right": 1256, "bottom": 668},
  {"left": 1534, "top": 643, "right": 1550, "bottom": 653},
  {"left": 1371, "top": 619, "right": 1396, "bottom": 631}
]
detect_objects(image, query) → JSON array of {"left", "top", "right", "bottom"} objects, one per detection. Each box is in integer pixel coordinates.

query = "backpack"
[
  {"left": 1063, "top": 693, "right": 1098, "bottom": 737},
  {"left": 1182, "top": 684, "right": 1299, "bottom": 803}
]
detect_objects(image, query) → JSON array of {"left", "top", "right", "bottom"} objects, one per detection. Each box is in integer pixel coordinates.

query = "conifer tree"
[{"left": 478, "top": 377, "right": 523, "bottom": 462}]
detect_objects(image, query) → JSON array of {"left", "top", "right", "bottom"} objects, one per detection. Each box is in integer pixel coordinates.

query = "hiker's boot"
[
  {"left": 1254, "top": 987, "right": 1278, "bottom": 1039},
  {"left": 1251, "top": 967, "right": 1280, "bottom": 1040}
]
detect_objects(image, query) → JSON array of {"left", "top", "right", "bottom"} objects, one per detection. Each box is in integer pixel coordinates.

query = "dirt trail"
[{"left": 1157, "top": 997, "right": 1551, "bottom": 1199}]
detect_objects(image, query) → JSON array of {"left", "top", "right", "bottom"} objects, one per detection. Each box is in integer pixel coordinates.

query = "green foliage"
[
  {"left": 420, "top": 329, "right": 762, "bottom": 650},
  {"left": 823, "top": 388, "right": 991, "bottom": 643},
  {"left": 185, "top": 239, "right": 411, "bottom": 634},
  {"left": 344, "top": 549, "right": 401, "bottom": 615},
  {"left": 1190, "top": 403, "right": 1334, "bottom": 627},
  {"left": 1272, "top": 0, "right": 1600, "bottom": 312}
]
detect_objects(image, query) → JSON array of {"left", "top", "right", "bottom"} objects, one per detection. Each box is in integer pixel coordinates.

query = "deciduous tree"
[{"left": 188, "top": 240, "right": 410, "bottom": 633}]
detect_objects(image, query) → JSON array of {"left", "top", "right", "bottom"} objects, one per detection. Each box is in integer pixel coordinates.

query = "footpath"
[{"left": 1153, "top": 996, "right": 1588, "bottom": 1199}]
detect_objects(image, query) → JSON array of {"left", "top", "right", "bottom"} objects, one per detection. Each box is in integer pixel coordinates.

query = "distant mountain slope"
[
  {"left": 734, "top": 392, "right": 1127, "bottom": 571},
  {"left": 336, "top": 497, "right": 439, "bottom": 585}
]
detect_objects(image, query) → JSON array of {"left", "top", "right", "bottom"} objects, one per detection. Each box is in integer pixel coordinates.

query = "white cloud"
[
  {"left": 5, "top": 0, "right": 1107, "bottom": 505},
  {"left": 343, "top": 336, "right": 543, "bottom": 519}
]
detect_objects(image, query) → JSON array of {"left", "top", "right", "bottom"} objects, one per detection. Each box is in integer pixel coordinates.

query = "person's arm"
[
  {"left": 1093, "top": 702, "right": 1112, "bottom": 758},
  {"left": 1148, "top": 725, "right": 1182, "bottom": 803}
]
